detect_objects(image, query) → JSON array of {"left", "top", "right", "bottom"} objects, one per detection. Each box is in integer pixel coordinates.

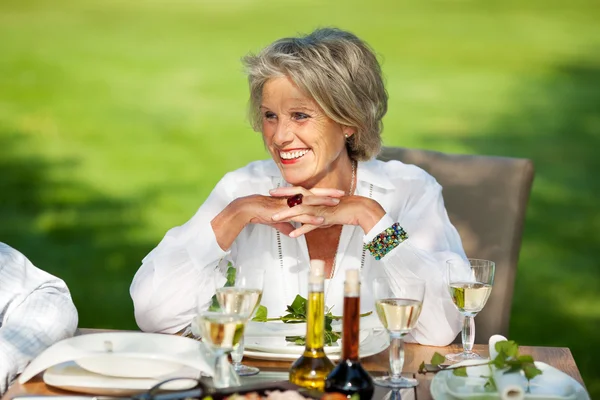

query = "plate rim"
[
  {"left": 19, "top": 332, "right": 211, "bottom": 384},
  {"left": 243, "top": 329, "right": 389, "bottom": 361},
  {"left": 430, "top": 361, "right": 590, "bottom": 400},
  {"left": 244, "top": 328, "right": 372, "bottom": 354},
  {"left": 43, "top": 361, "right": 202, "bottom": 395},
  {"left": 244, "top": 337, "right": 342, "bottom": 355}
]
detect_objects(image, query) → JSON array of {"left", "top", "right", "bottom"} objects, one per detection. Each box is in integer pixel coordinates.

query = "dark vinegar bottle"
[{"left": 324, "top": 269, "right": 374, "bottom": 399}]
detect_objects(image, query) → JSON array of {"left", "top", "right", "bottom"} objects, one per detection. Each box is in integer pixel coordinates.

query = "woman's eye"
[
  {"left": 292, "top": 112, "right": 310, "bottom": 120},
  {"left": 264, "top": 111, "right": 277, "bottom": 120}
]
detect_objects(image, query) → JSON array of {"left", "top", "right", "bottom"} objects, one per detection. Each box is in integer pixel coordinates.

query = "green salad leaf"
[
  {"left": 417, "top": 342, "right": 543, "bottom": 392},
  {"left": 431, "top": 352, "right": 446, "bottom": 367},
  {"left": 252, "top": 294, "right": 371, "bottom": 347},
  {"left": 283, "top": 295, "right": 308, "bottom": 322},
  {"left": 252, "top": 305, "right": 268, "bottom": 322}
]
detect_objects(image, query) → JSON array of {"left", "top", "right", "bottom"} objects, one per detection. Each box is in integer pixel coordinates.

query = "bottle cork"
[
  {"left": 345, "top": 269, "right": 360, "bottom": 295},
  {"left": 309, "top": 259, "right": 325, "bottom": 284}
]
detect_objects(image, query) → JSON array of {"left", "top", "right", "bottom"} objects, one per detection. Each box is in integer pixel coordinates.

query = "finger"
[
  {"left": 309, "top": 188, "right": 346, "bottom": 197},
  {"left": 273, "top": 207, "right": 326, "bottom": 224},
  {"left": 272, "top": 205, "right": 312, "bottom": 222},
  {"left": 289, "top": 223, "right": 320, "bottom": 237},
  {"left": 302, "top": 196, "right": 340, "bottom": 207},
  {"left": 287, "top": 214, "right": 325, "bottom": 226},
  {"left": 269, "top": 187, "right": 314, "bottom": 197},
  {"left": 269, "top": 187, "right": 345, "bottom": 198},
  {"left": 271, "top": 222, "right": 295, "bottom": 236}
]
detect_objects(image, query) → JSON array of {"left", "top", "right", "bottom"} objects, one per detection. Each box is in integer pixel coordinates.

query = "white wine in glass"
[
  {"left": 216, "top": 287, "right": 263, "bottom": 317},
  {"left": 448, "top": 282, "right": 492, "bottom": 316},
  {"left": 196, "top": 312, "right": 245, "bottom": 351},
  {"left": 446, "top": 258, "right": 495, "bottom": 362},
  {"left": 214, "top": 267, "right": 265, "bottom": 376},
  {"left": 373, "top": 277, "right": 425, "bottom": 388},
  {"left": 195, "top": 311, "right": 245, "bottom": 389},
  {"left": 375, "top": 299, "right": 423, "bottom": 333}
]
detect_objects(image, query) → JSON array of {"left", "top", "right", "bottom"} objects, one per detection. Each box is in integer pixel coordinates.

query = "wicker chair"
[{"left": 378, "top": 147, "right": 534, "bottom": 343}]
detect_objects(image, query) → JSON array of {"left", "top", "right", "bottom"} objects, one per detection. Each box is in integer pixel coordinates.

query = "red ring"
[{"left": 287, "top": 194, "right": 303, "bottom": 208}]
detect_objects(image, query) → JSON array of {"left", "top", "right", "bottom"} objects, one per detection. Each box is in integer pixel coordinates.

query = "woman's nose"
[{"left": 272, "top": 122, "right": 294, "bottom": 146}]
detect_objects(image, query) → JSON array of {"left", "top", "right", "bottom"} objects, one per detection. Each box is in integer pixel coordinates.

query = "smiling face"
[{"left": 261, "top": 76, "right": 354, "bottom": 190}]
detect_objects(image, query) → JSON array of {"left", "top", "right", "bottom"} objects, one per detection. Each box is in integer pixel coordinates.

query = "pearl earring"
[{"left": 344, "top": 134, "right": 349, "bottom": 139}]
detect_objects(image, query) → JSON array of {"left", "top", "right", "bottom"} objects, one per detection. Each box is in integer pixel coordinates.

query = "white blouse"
[
  {"left": 0, "top": 243, "right": 78, "bottom": 394},
  {"left": 130, "top": 158, "right": 466, "bottom": 346}
]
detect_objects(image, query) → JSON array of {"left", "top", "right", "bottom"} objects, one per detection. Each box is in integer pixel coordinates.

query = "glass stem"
[
  {"left": 213, "top": 353, "right": 233, "bottom": 389},
  {"left": 230, "top": 336, "right": 244, "bottom": 369},
  {"left": 462, "top": 315, "right": 475, "bottom": 353},
  {"left": 388, "top": 336, "right": 405, "bottom": 380}
]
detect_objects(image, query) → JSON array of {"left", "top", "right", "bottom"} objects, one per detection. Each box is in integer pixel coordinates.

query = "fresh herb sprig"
[
  {"left": 252, "top": 294, "right": 372, "bottom": 346},
  {"left": 418, "top": 340, "right": 542, "bottom": 392}
]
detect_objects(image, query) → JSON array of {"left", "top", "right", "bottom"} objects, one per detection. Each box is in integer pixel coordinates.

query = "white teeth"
[{"left": 280, "top": 150, "right": 309, "bottom": 160}]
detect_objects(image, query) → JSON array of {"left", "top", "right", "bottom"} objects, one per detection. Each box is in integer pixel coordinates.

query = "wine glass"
[
  {"left": 373, "top": 276, "right": 426, "bottom": 388},
  {"left": 214, "top": 266, "right": 264, "bottom": 376},
  {"left": 446, "top": 258, "right": 495, "bottom": 362},
  {"left": 195, "top": 310, "right": 245, "bottom": 389}
]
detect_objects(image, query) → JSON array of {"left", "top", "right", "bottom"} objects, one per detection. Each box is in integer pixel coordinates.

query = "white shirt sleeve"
[
  {"left": 130, "top": 173, "right": 236, "bottom": 333},
  {"left": 0, "top": 243, "right": 78, "bottom": 395},
  {"left": 363, "top": 178, "right": 466, "bottom": 346}
]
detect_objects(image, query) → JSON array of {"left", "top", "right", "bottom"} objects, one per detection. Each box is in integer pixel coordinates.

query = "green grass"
[{"left": 0, "top": 0, "right": 599, "bottom": 395}]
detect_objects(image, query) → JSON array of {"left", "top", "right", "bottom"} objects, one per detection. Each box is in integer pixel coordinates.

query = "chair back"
[{"left": 377, "top": 146, "right": 534, "bottom": 343}]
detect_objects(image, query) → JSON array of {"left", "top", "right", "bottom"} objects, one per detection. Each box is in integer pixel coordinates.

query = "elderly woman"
[{"left": 130, "top": 27, "right": 466, "bottom": 346}]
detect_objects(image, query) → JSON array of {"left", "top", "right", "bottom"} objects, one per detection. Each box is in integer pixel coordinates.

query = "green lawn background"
[{"left": 0, "top": 0, "right": 598, "bottom": 395}]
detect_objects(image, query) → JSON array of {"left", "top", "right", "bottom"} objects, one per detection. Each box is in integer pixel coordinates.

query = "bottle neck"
[
  {"left": 342, "top": 293, "right": 360, "bottom": 361},
  {"left": 305, "top": 287, "right": 325, "bottom": 350}
]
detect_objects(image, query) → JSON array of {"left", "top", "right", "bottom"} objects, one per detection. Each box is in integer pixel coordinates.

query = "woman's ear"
[{"left": 343, "top": 126, "right": 357, "bottom": 138}]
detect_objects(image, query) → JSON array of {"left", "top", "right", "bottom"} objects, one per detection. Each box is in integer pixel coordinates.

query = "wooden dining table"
[{"left": 2, "top": 329, "right": 587, "bottom": 400}]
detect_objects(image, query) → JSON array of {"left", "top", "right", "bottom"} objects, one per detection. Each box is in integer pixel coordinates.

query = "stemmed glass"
[
  {"left": 373, "top": 276, "right": 426, "bottom": 388},
  {"left": 446, "top": 258, "right": 495, "bottom": 362},
  {"left": 195, "top": 310, "right": 245, "bottom": 389},
  {"left": 214, "top": 266, "right": 264, "bottom": 376}
]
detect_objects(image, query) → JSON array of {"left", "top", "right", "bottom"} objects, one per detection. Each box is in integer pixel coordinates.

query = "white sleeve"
[
  {"left": 130, "top": 173, "right": 239, "bottom": 334},
  {"left": 0, "top": 249, "right": 78, "bottom": 395},
  {"left": 364, "top": 180, "right": 466, "bottom": 346}
]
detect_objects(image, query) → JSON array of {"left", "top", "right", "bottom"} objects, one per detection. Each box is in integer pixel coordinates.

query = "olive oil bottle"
[
  {"left": 325, "top": 269, "right": 374, "bottom": 399},
  {"left": 289, "top": 259, "right": 335, "bottom": 390}
]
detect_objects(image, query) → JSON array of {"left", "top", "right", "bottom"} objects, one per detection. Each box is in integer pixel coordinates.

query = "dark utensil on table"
[{"left": 13, "top": 377, "right": 320, "bottom": 400}]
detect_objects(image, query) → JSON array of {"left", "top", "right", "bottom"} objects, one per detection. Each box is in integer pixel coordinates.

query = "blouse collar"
[{"left": 357, "top": 159, "right": 395, "bottom": 190}]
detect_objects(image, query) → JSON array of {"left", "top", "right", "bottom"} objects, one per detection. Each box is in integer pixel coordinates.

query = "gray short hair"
[{"left": 242, "top": 27, "right": 388, "bottom": 161}]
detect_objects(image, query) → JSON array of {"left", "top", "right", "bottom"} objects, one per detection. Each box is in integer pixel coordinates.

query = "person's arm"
[
  {"left": 362, "top": 178, "right": 465, "bottom": 346},
  {"left": 130, "top": 172, "right": 238, "bottom": 334},
  {"left": 0, "top": 251, "right": 77, "bottom": 394}
]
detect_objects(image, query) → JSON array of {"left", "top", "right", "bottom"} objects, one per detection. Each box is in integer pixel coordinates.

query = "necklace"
[
  {"left": 327, "top": 159, "right": 357, "bottom": 280},
  {"left": 323, "top": 160, "right": 359, "bottom": 303}
]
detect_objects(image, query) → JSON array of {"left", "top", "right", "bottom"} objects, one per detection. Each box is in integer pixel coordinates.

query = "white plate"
[
  {"left": 243, "top": 329, "right": 389, "bottom": 361},
  {"left": 245, "top": 336, "right": 342, "bottom": 354},
  {"left": 43, "top": 361, "right": 200, "bottom": 396},
  {"left": 19, "top": 332, "right": 213, "bottom": 384},
  {"left": 244, "top": 329, "right": 371, "bottom": 355},
  {"left": 430, "top": 361, "right": 590, "bottom": 400},
  {"left": 245, "top": 321, "right": 307, "bottom": 337},
  {"left": 245, "top": 314, "right": 384, "bottom": 338}
]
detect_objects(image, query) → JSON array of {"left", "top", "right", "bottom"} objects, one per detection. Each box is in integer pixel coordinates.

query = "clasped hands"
[{"left": 246, "top": 187, "right": 384, "bottom": 238}]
